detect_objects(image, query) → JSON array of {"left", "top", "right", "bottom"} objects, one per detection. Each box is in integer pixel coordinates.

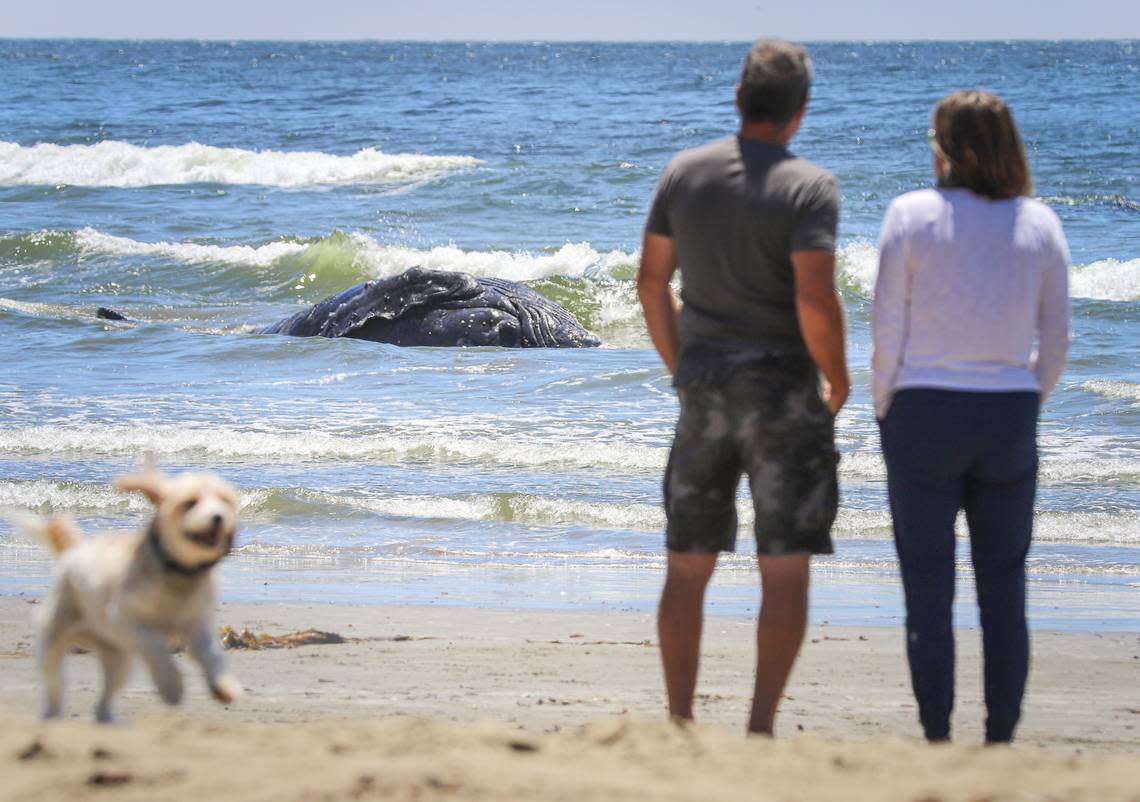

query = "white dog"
[{"left": 27, "top": 466, "right": 242, "bottom": 723}]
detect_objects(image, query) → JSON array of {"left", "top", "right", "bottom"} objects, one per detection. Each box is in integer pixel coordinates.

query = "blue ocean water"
[{"left": 0, "top": 40, "right": 1136, "bottom": 630}]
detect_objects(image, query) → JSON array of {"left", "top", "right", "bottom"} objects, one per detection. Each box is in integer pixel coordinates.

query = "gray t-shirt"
[{"left": 646, "top": 135, "right": 839, "bottom": 355}]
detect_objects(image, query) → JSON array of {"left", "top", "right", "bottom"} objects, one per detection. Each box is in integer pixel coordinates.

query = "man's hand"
[
  {"left": 820, "top": 377, "right": 850, "bottom": 416},
  {"left": 791, "top": 250, "right": 850, "bottom": 416},
  {"left": 637, "top": 233, "right": 681, "bottom": 374}
]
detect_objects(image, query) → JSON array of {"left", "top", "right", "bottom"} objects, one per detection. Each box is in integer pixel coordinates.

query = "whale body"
[{"left": 257, "top": 267, "right": 601, "bottom": 348}]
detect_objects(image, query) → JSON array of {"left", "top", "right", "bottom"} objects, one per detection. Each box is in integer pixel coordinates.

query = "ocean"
[{"left": 0, "top": 40, "right": 1136, "bottom": 631}]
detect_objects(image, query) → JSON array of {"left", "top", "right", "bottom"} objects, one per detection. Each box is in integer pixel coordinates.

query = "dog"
[{"left": 26, "top": 465, "right": 242, "bottom": 723}]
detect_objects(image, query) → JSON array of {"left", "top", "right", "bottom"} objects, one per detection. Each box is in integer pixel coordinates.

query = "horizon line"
[{"left": 2, "top": 35, "right": 1138, "bottom": 44}]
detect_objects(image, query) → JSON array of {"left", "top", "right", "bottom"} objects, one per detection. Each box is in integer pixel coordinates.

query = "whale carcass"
[{"left": 257, "top": 267, "right": 601, "bottom": 348}]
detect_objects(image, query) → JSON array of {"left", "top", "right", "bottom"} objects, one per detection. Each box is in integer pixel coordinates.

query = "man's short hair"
[{"left": 738, "top": 40, "right": 813, "bottom": 125}]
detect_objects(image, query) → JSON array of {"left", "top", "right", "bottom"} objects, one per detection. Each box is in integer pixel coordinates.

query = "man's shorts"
[{"left": 664, "top": 351, "right": 838, "bottom": 555}]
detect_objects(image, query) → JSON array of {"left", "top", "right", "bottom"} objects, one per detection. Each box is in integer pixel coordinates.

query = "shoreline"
[{"left": 3, "top": 552, "right": 1137, "bottom": 632}]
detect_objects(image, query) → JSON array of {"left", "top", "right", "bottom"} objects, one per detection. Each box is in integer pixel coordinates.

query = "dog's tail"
[{"left": 9, "top": 512, "right": 80, "bottom": 556}]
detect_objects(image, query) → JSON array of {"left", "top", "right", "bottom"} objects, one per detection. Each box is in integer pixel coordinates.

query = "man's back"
[
  {"left": 645, "top": 135, "right": 838, "bottom": 355},
  {"left": 636, "top": 39, "right": 848, "bottom": 736}
]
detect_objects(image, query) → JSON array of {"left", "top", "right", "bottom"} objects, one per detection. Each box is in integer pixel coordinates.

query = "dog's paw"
[
  {"left": 210, "top": 675, "right": 242, "bottom": 705},
  {"left": 95, "top": 710, "right": 127, "bottom": 726}
]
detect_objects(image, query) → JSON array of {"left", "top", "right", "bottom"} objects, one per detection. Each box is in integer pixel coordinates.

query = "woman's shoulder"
[
  {"left": 1014, "top": 196, "right": 1064, "bottom": 229},
  {"left": 887, "top": 187, "right": 947, "bottom": 214},
  {"left": 882, "top": 188, "right": 948, "bottom": 231},
  {"left": 1012, "top": 197, "right": 1069, "bottom": 256}
]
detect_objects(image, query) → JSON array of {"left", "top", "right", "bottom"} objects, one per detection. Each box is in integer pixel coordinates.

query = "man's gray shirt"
[{"left": 646, "top": 135, "right": 839, "bottom": 356}]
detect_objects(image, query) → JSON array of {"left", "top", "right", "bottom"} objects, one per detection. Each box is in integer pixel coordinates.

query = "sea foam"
[
  {"left": 59, "top": 228, "right": 1138, "bottom": 302},
  {"left": 1082, "top": 380, "right": 1140, "bottom": 404},
  {"left": 2, "top": 476, "right": 1135, "bottom": 548},
  {"left": 0, "top": 140, "right": 482, "bottom": 188},
  {"left": 1068, "top": 258, "right": 1140, "bottom": 302},
  {"left": 1, "top": 423, "right": 1135, "bottom": 489},
  {"left": 74, "top": 227, "right": 311, "bottom": 267}
]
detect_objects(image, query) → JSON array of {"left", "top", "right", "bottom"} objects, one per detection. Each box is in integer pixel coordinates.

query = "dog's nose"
[{"left": 211, "top": 514, "right": 224, "bottom": 528}]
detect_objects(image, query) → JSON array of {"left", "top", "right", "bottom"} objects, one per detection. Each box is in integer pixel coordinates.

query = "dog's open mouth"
[{"left": 186, "top": 529, "right": 222, "bottom": 549}]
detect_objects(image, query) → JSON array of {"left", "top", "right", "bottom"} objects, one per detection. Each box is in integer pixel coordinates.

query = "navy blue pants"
[{"left": 879, "top": 389, "right": 1040, "bottom": 743}]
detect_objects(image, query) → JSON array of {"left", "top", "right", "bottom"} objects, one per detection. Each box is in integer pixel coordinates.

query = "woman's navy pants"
[{"left": 879, "top": 388, "right": 1040, "bottom": 743}]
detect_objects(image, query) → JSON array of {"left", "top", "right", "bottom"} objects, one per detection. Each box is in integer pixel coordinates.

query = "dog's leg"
[
  {"left": 38, "top": 637, "right": 69, "bottom": 719},
  {"left": 94, "top": 643, "right": 132, "bottom": 724},
  {"left": 188, "top": 625, "right": 242, "bottom": 704},
  {"left": 37, "top": 599, "right": 78, "bottom": 720},
  {"left": 131, "top": 626, "right": 183, "bottom": 706}
]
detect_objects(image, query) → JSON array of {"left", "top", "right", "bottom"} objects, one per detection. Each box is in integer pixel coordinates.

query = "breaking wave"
[
  {"left": 1, "top": 478, "right": 1135, "bottom": 548},
  {"left": 0, "top": 140, "right": 482, "bottom": 188},
  {"left": 4, "top": 228, "right": 1134, "bottom": 304},
  {"left": 0, "top": 424, "right": 1135, "bottom": 489},
  {"left": 1082, "top": 380, "right": 1140, "bottom": 405}
]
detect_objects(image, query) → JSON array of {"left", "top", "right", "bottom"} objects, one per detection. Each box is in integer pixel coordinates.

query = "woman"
[{"left": 873, "top": 90, "right": 1070, "bottom": 743}]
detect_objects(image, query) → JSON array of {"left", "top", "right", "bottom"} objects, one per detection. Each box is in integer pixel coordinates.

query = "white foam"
[
  {"left": 0, "top": 423, "right": 666, "bottom": 473},
  {"left": 74, "top": 227, "right": 310, "bottom": 266},
  {"left": 0, "top": 480, "right": 145, "bottom": 513},
  {"left": 1032, "top": 511, "right": 1140, "bottom": 545},
  {"left": 349, "top": 236, "right": 639, "bottom": 283},
  {"left": 1068, "top": 258, "right": 1140, "bottom": 302},
  {"left": 837, "top": 241, "right": 880, "bottom": 295},
  {"left": 61, "top": 227, "right": 642, "bottom": 285},
  {"left": 1082, "top": 380, "right": 1140, "bottom": 404},
  {"left": 54, "top": 227, "right": 1140, "bottom": 303},
  {"left": 3, "top": 422, "right": 1132, "bottom": 489},
  {"left": 0, "top": 140, "right": 482, "bottom": 188},
  {"left": 1, "top": 475, "right": 1133, "bottom": 549}
]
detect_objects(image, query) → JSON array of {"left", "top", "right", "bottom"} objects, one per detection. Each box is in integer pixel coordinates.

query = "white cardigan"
[{"left": 872, "top": 188, "right": 1071, "bottom": 420}]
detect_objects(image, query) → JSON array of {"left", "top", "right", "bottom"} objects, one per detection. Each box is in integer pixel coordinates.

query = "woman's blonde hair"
[{"left": 932, "top": 91, "right": 1033, "bottom": 200}]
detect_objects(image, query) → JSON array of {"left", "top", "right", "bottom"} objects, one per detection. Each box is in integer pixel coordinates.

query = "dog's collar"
[{"left": 146, "top": 523, "right": 227, "bottom": 577}]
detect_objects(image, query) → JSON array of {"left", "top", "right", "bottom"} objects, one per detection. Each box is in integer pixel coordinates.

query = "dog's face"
[{"left": 116, "top": 470, "right": 240, "bottom": 569}]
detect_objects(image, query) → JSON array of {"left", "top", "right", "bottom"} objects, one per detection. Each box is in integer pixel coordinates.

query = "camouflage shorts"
[{"left": 664, "top": 353, "right": 838, "bottom": 555}]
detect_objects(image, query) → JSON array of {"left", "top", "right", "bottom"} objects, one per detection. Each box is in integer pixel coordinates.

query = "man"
[{"left": 638, "top": 39, "right": 848, "bottom": 735}]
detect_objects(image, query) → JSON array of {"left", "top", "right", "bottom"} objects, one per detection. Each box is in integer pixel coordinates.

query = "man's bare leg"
[
  {"left": 658, "top": 550, "right": 718, "bottom": 721},
  {"left": 748, "top": 553, "right": 811, "bottom": 735}
]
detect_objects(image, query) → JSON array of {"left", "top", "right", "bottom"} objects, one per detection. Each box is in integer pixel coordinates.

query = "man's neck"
[{"left": 738, "top": 121, "right": 792, "bottom": 146}]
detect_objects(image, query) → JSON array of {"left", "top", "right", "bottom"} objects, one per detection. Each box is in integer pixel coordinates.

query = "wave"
[
  {"left": 1067, "top": 258, "right": 1140, "bottom": 302},
  {"left": 0, "top": 423, "right": 666, "bottom": 472},
  {"left": 0, "top": 140, "right": 482, "bottom": 188},
  {"left": 0, "top": 297, "right": 93, "bottom": 321},
  {"left": 5, "top": 228, "right": 1134, "bottom": 304},
  {"left": 72, "top": 229, "right": 638, "bottom": 284},
  {"left": 1082, "top": 380, "right": 1140, "bottom": 404},
  {"left": 2, "top": 478, "right": 1136, "bottom": 548},
  {"left": 0, "top": 479, "right": 148, "bottom": 514},
  {"left": 1042, "top": 194, "right": 1140, "bottom": 212},
  {"left": 72, "top": 227, "right": 311, "bottom": 267},
  {"left": 0, "top": 423, "right": 1135, "bottom": 490}
]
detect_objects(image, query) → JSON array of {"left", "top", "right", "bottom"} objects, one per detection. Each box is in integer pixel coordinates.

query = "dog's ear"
[{"left": 114, "top": 471, "right": 167, "bottom": 505}]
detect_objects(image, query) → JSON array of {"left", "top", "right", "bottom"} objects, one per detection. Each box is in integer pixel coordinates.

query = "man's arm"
[
  {"left": 791, "top": 250, "right": 849, "bottom": 414},
  {"left": 637, "top": 232, "right": 681, "bottom": 374}
]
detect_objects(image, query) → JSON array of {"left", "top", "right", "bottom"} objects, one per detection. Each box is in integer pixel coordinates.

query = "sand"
[{"left": 0, "top": 596, "right": 1137, "bottom": 801}]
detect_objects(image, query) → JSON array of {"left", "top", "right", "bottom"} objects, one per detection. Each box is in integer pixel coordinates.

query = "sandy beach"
[{"left": 0, "top": 596, "right": 1136, "bottom": 801}]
